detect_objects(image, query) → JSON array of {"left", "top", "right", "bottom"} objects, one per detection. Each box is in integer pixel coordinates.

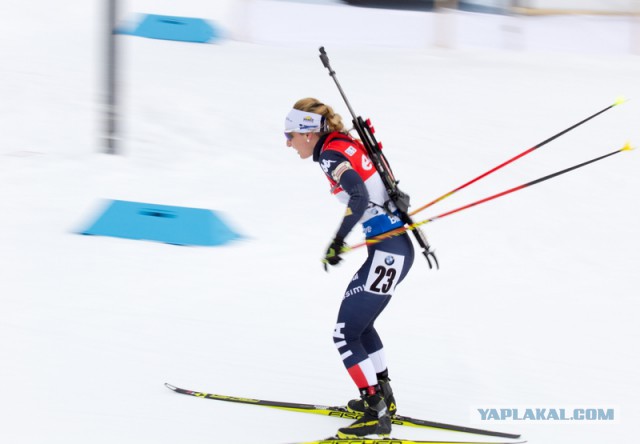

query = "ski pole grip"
[{"left": 318, "top": 46, "right": 334, "bottom": 74}]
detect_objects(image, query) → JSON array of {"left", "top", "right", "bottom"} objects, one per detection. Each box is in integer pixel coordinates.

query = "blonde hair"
[{"left": 293, "top": 98, "right": 347, "bottom": 134}]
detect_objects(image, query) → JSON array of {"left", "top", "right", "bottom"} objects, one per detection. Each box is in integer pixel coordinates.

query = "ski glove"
[{"left": 323, "top": 236, "right": 346, "bottom": 272}]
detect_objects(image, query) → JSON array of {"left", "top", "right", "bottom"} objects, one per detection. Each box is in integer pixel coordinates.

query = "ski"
[
  {"left": 288, "top": 438, "right": 526, "bottom": 444},
  {"left": 164, "top": 383, "right": 520, "bottom": 439}
]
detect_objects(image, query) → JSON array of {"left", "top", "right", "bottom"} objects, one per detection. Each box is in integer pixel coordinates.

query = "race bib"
[{"left": 364, "top": 250, "right": 405, "bottom": 296}]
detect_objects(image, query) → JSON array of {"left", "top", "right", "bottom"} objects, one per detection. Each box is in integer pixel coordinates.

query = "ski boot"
[
  {"left": 337, "top": 387, "right": 392, "bottom": 438},
  {"left": 347, "top": 377, "right": 397, "bottom": 416}
]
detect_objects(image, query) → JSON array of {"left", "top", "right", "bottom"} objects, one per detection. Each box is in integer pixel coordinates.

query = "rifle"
[{"left": 318, "top": 47, "right": 439, "bottom": 269}]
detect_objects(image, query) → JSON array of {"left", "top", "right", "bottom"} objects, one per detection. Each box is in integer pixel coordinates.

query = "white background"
[{"left": 1, "top": 1, "right": 639, "bottom": 443}]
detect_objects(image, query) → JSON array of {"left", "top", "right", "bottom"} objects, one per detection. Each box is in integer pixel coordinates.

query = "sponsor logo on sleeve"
[{"left": 321, "top": 159, "right": 336, "bottom": 174}]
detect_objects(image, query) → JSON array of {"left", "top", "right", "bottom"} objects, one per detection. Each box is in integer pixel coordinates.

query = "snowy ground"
[{"left": 1, "top": 2, "right": 640, "bottom": 444}]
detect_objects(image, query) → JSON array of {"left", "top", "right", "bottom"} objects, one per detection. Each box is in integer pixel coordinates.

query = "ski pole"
[
  {"left": 409, "top": 97, "right": 627, "bottom": 217},
  {"left": 344, "top": 142, "right": 634, "bottom": 252}
]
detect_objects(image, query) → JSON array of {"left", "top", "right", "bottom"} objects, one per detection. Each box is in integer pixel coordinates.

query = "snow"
[{"left": 1, "top": 1, "right": 639, "bottom": 444}]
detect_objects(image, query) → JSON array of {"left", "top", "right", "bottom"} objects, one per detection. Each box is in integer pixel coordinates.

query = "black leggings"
[{"left": 332, "top": 234, "right": 414, "bottom": 370}]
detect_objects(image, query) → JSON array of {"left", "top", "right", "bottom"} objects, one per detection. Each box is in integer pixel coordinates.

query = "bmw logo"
[{"left": 385, "top": 256, "right": 395, "bottom": 266}]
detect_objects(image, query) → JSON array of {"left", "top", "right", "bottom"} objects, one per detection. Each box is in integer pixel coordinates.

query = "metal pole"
[{"left": 105, "top": 0, "right": 118, "bottom": 154}]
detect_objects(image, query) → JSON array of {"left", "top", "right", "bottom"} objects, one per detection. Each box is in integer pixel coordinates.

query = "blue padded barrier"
[
  {"left": 80, "top": 200, "right": 241, "bottom": 246},
  {"left": 120, "top": 14, "right": 220, "bottom": 43}
]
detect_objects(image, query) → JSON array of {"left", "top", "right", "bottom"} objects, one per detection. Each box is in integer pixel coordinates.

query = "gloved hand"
[{"left": 322, "top": 236, "right": 346, "bottom": 271}]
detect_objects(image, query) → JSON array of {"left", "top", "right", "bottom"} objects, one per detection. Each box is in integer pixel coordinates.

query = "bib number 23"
[{"left": 365, "top": 251, "right": 405, "bottom": 296}]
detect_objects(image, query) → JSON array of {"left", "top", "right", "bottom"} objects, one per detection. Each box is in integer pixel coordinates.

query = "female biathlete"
[{"left": 284, "top": 98, "right": 415, "bottom": 438}]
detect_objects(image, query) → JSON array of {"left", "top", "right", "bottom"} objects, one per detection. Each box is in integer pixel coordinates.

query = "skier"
[{"left": 284, "top": 98, "right": 415, "bottom": 438}]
